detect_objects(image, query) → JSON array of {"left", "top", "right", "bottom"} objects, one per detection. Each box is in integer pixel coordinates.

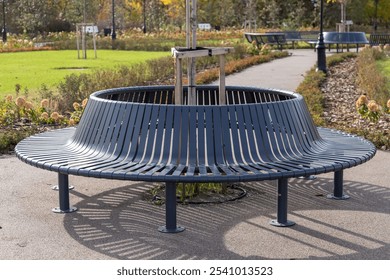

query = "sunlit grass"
[
  {"left": 0, "top": 50, "right": 169, "bottom": 97},
  {"left": 376, "top": 57, "right": 390, "bottom": 76},
  {"left": 376, "top": 57, "right": 390, "bottom": 101}
]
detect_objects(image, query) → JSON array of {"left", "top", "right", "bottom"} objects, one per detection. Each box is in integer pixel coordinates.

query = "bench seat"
[
  {"left": 16, "top": 119, "right": 373, "bottom": 183},
  {"left": 15, "top": 86, "right": 376, "bottom": 232}
]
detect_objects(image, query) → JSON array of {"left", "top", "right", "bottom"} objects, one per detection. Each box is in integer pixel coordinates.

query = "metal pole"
[
  {"left": 327, "top": 170, "right": 350, "bottom": 200},
  {"left": 270, "top": 178, "right": 295, "bottom": 227},
  {"left": 143, "top": 0, "right": 146, "bottom": 33},
  {"left": 52, "top": 174, "right": 77, "bottom": 213},
  {"left": 2, "top": 0, "right": 7, "bottom": 43},
  {"left": 111, "top": 0, "right": 116, "bottom": 40},
  {"left": 158, "top": 182, "right": 185, "bottom": 233},
  {"left": 374, "top": 0, "right": 378, "bottom": 33},
  {"left": 316, "top": 0, "right": 327, "bottom": 73}
]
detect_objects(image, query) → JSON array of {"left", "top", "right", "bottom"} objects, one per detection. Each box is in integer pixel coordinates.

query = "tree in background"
[{"left": 1, "top": 0, "right": 390, "bottom": 35}]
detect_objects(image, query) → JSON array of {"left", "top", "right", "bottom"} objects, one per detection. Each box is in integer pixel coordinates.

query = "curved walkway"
[{"left": 214, "top": 49, "right": 317, "bottom": 91}]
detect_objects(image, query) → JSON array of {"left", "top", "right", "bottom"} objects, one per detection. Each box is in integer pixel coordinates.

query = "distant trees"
[{"left": 1, "top": 0, "right": 389, "bottom": 35}]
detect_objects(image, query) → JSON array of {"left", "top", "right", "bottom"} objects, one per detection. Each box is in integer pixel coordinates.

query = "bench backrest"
[
  {"left": 369, "top": 34, "right": 390, "bottom": 45},
  {"left": 260, "top": 34, "right": 287, "bottom": 44},
  {"left": 299, "top": 31, "right": 319, "bottom": 41},
  {"left": 244, "top": 33, "right": 287, "bottom": 46},
  {"left": 323, "top": 32, "right": 369, "bottom": 44},
  {"left": 267, "top": 31, "right": 301, "bottom": 41},
  {"left": 244, "top": 33, "right": 255, "bottom": 44},
  {"left": 71, "top": 86, "right": 320, "bottom": 177}
]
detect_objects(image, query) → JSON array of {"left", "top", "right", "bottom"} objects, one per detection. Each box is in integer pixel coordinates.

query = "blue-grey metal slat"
[
  {"left": 63, "top": 102, "right": 128, "bottom": 170},
  {"left": 186, "top": 107, "right": 198, "bottom": 177}
]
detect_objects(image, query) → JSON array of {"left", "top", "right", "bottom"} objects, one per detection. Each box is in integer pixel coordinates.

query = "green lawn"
[
  {"left": 376, "top": 58, "right": 390, "bottom": 95},
  {"left": 377, "top": 58, "right": 390, "bottom": 75},
  {"left": 0, "top": 50, "right": 169, "bottom": 97}
]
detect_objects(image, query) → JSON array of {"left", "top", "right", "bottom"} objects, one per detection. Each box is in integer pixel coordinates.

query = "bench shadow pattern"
[
  {"left": 15, "top": 86, "right": 376, "bottom": 232},
  {"left": 63, "top": 178, "right": 390, "bottom": 259}
]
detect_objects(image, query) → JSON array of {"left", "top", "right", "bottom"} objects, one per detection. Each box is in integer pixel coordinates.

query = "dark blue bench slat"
[{"left": 57, "top": 102, "right": 129, "bottom": 174}]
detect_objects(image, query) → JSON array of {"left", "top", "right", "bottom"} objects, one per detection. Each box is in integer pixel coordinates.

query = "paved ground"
[
  {"left": 0, "top": 49, "right": 389, "bottom": 260},
  {"left": 214, "top": 49, "right": 318, "bottom": 91}
]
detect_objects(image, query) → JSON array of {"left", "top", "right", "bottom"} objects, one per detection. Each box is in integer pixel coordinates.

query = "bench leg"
[
  {"left": 270, "top": 178, "right": 295, "bottom": 227},
  {"left": 158, "top": 182, "right": 185, "bottom": 233},
  {"left": 327, "top": 170, "right": 350, "bottom": 200},
  {"left": 52, "top": 173, "right": 78, "bottom": 213}
]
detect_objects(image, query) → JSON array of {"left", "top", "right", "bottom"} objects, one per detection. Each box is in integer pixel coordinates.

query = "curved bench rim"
[
  {"left": 15, "top": 126, "right": 376, "bottom": 184},
  {"left": 90, "top": 85, "right": 301, "bottom": 106}
]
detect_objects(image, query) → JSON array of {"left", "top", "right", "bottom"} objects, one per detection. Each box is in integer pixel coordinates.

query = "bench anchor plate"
[
  {"left": 52, "top": 173, "right": 78, "bottom": 214},
  {"left": 327, "top": 170, "right": 350, "bottom": 200}
]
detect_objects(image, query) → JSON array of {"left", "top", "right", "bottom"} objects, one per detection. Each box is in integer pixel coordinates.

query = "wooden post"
[
  {"left": 175, "top": 57, "right": 183, "bottom": 105},
  {"left": 219, "top": 55, "right": 226, "bottom": 105}
]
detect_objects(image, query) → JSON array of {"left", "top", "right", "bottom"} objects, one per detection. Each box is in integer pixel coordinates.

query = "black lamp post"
[
  {"left": 111, "top": 0, "right": 116, "bottom": 40},
  {"left": 312, "top": 0, "right": 327, "bottom": 73},
  {"left": 373, "top": 0, "right": 379, "bottom": 33},
  {"left": 143, "top": 0, "right": 146, "bottom": 34},
  {"left": 2, "top": 0, "right": 6, "bottom": 43}
]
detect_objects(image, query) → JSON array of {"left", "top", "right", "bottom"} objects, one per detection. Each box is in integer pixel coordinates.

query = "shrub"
[
  {"left": 0, "top": 128, "right": 37, "bottom": 154},
  {"left": 295, "top": 68, "right": 326, "bottom": 126}
]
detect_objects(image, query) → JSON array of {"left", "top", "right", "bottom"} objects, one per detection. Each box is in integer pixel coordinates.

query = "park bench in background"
[
  {"left": 244, "top": 33, "right": 287, "bottom": 50},
  {"left": 369, "top": 34, "right": 390, "bottom": 46},
  {"left": 15, "top": 85, "right": 376, "bottom": 233},
  {"left": 266, "top": 31, "right": 319, "bottom": 48},
  {"left": 309, "top": 31, "right": 369, "bottom": 52}
]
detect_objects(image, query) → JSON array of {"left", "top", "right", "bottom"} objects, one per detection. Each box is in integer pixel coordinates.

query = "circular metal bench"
[
  {"left": 309, "top": 32, "right": 369, "bottom": 52},
  {"left": 15, "top": 85, "right": 376, "bottom": 233}
]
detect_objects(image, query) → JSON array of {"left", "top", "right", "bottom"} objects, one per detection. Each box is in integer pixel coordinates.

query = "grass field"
[
  {"left": 0, "top": 50, "right": 169, "bottom": 97},
  {"left": 377, "top": 58, "right": 390, "bottom": 96},
  {"left": 377, "top": 58, "right": 390, "bottom": 76}
]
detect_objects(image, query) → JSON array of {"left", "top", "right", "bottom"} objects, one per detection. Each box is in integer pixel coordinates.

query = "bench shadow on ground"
[{"left": 63, "top": 178, "right": 390, "bottom": 260}]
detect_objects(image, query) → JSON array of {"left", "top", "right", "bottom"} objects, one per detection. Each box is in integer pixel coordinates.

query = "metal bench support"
[
  {"left": 327, "top": 170, "right": 350, "bottom": 200},
  {"left": 52, "top": 173, "right": 77, "bottom": 214},
  {"left": 270, "top": 178, "right": 295, "bottom": 227},
  {"left": 158, "top": 182, "right": 185, "bottom": 233}
]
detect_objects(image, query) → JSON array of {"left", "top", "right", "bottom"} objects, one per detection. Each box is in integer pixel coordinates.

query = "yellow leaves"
[
  {"left": 326, "top": 0, "right": 349, "bottom": 3},
  {"left": 125, "top": 0, "right": 141, "bottom": 11},
  {"left": 161, "top": 0, "right": 172, "bottom": 5}
]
